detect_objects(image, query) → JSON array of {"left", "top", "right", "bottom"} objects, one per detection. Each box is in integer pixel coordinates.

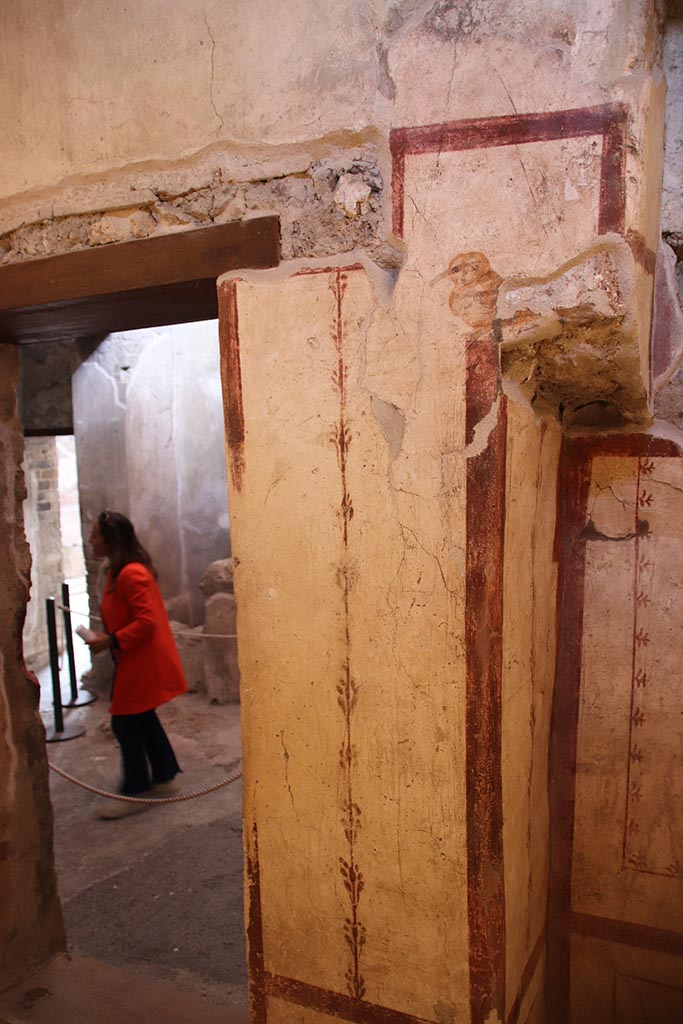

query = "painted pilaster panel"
[{"left": 222, "top": 263, "right": 471, "bottom": 1022}]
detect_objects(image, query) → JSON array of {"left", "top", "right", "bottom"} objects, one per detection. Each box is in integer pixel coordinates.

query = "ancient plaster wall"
[
  {"left": 74, "top": 322, "right": 229, "bottom": 617},
  {"left": 218, "top": 75, "right": 617, "bottom": 1014},
  {"left": 0, "top": 0, "right": 678, "bottom": 1016},
  {"left": 0, "top": 346, "right": 64, "bottom": 992}
]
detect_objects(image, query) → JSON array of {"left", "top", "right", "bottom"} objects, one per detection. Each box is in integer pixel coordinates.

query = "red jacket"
[{"left": 100, "top": 562, "right": 188, "bottom": 715}]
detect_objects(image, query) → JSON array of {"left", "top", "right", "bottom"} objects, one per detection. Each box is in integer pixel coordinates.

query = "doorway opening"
[
  {"left": 4, "top": 219, "right": 279, "bottom": 1014},
  {"left": 43, "top": 319, "right": 248, "bottom": 1011}
]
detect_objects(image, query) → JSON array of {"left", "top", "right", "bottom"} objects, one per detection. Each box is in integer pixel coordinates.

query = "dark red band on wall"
[
  {"left": 465, "top": 329, "right": 507, "bottom": 1024},
  {"left": 570, "top": 912, "right": 683, "bottom": 956},
  {"left": 246, "top": 822, "right": 267, "bottom": 1023},
  {"left": 598, "top": 113, "right": 628, "bottom": 235},
  {"left": 547, "top": 436, "right": 593, "bottom": 1024},
  {"left": 265, "top": 974, "right": 436, "bottom": 1024},
  {"left": 218, "top": 278, "right": 246, "bottom": 492},
  {"left": 505, "top": 929, "right": 546, "bottom": 1024},
  {"left": 390, "top": 103, "right": 627, "bottom": 238}
]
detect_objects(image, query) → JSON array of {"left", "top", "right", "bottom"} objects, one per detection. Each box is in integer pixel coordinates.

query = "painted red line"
[
  {"left": 598, "top": 113, "right": 627, "bottom": 234},
  {"left": 390, "top": 104, "right": 626, "bottom": 160},
  {"left": 563, "top": 434, "right": 682, "bottom": 461},
  {"left": 246, "top": 823, "right": 267, "bottom": 1023},
  {"left": 218, "top": 278, "right": 245, "bottom": 492},
  {"left": 391, "top": 147, "right": 406, "bottom": 238},
  {"left": 570, "top": 912, "right": 683, "bottom": 956},
  {"left": 390, "top": 103, "right": 627, "bottom": 240},
  {"left": 505, "top": 929, "right": 546, "bottom": 1024},
  {"left": 621, "top": 458, "right": 643, "bottom": 868},
  {"left": 547, "top": 438, "right": 593, "bottom": 1024},
  {"left": 548, "top": 434, "right": 683, "bottom": 1023},
  {"left": 264, "top": 973, "right": 436, "bottom": 1024},
  {"left": 465, "top": 328, "right": 507, "bottom": 1024}
]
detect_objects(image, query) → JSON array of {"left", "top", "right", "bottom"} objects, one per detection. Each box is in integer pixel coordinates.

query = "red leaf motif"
[{"left": 634, "top": 628, "right": 650, "bottom": 648}]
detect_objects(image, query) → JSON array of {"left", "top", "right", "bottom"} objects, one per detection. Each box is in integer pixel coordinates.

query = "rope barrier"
[
  {"left": 48, "top": 760, "right": 242, "bottom": 803},
  {"left": 55, "top": 602, "right": 237, "bottom": 640}
]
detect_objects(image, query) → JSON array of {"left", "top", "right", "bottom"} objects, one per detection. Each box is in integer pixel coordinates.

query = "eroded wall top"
[{"left": 0, "top": 0, "right": 670, "bottom": 233}]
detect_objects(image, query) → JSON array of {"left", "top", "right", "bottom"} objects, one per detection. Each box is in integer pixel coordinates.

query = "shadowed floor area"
[{"left": 0, "top": 954, "right": 249, "bottom": 1024}]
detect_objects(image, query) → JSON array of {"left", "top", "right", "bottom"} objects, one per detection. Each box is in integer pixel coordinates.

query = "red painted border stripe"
[
  {"left": 505, "top": 929, "right": 546, "bottom": 1024},
  {"left": 465, "top": 334, "right": 508, "bottom": 1022},
  {"left": 390, "top": 103, "right": 627, "bottom": 237},
  {"left": 265, "top": 974, "right": 436, "bottom": 1024},
  {"left": 218, "top": 278, "right": 246, "bottom": 492},
  {"left": 547, "top": 437, "right": 594, "bottom": 1024},
  {"left": 570, "top": 912, "right": 683, "bottom": 957},
  {"left": 559, "top": 434, "right": 681, "bottom": 461},
  {"left": 246, "top": 823, "right": 267, "bottom": 1023},
  {"left": 598, "top": 113, "right": 628, "bottom": 234}
]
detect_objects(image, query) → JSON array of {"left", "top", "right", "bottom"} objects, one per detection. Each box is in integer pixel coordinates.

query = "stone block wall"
[
  {"left": 0, "top": 346, "right": 64, "bottom": 992},
  {"left": 74, "top": 322, "right": 229, "bottom": 619},
  {"left": 22, "top": 436, "right": 64, "bottom": 671}
]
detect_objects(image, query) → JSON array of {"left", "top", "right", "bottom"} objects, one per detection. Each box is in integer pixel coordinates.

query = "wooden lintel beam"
[{"left": 0, "top": 217, "right": 279, "bottom": 309}]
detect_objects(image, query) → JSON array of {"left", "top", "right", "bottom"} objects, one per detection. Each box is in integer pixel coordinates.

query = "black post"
[
  {"left": 62, "top": 582, "right": 78, "bottom": 703},
  {"left": 47, "top": 597, "right": 63, "bottom": 732},
  {"left": 44, "top": 596, "right": 85, "bottom": 743},
  {"left": 61, "top": 582, "right": 96, "bottom": 707}
]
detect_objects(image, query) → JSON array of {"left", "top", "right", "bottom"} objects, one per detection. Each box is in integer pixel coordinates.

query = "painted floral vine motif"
[
  {"left": 623, "top": 457, "right": 683, "bottom": 880},
  {"left": 329, "top": 268, "right": 366, "bottom": 999},
  {"left": 624, "top": 456, "right": 654, "bottom": 872}
]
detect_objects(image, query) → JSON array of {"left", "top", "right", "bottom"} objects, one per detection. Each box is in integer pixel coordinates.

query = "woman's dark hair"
[{"left": 98, "top": 510, "right": 157, "bottom": 583}]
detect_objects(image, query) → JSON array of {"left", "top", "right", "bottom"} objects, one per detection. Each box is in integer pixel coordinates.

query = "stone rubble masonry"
[
  {"left": 0, "top": 345, "right": 65, "bottom": 991},
  {"left": 199, "top": 560, "right": 239, "bottom": 704},
  {"left": 496, "top": 235, "right": 649, "bottom": 431},
  {"left": 0, "top": 143, "right": 396, "bottom": 273},
  {"left": 22, "top": 437, "right": 65, "bottom": 670}
]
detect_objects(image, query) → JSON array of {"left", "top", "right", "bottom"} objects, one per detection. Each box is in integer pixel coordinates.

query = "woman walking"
[{"left": 85, "top": 510, "right": 187, "bottom": 819}]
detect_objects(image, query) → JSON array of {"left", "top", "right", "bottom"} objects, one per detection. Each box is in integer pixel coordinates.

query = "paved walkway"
[{"left": 38, "top": 632, "right": 248, "bottom": 1013}]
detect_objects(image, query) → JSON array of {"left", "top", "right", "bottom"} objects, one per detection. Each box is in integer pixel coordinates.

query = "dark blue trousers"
[{"left": 111, "top": 709, "right": 181, "bottom": 795}]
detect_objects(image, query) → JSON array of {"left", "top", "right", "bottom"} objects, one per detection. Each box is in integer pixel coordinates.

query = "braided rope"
[
  {"left": 48, "top": 760, "right": 242, "bottom": 803},
  {"left": 56, "top": 602, "right": 236, "bottom": 640}
]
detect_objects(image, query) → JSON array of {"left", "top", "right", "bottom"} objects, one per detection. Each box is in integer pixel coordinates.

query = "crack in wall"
[
  {"left": 203, "top": 5, "right": 225, "bottom": 134},
  {"left": 398, "top": 521, "right": 456, "bottom": 595}
]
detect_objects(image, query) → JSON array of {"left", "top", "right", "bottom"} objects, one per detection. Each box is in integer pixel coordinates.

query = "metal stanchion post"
[
  {"left": 61, "top": 582, "right": 96, "bottom": 707},
  {"left": 45, "top": 597, "right": 85, "bottom": 743}
]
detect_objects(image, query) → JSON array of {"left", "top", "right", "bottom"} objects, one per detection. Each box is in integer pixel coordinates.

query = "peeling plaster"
[
  {"left": 464, "top": 396, "right": 501, "bottom": 459},
  {"left": 370, "top": 394, "right": 406, "bottom": 458}
]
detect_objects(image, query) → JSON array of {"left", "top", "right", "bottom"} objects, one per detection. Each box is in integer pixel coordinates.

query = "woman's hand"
[{"left": 86, "top": 631, "right": 113, "bottom": 654}]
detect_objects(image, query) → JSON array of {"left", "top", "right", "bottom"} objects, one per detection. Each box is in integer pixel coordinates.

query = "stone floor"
[
  {"left": 35, "top": 609, "right": 248, "bottom": 1015},
  {"left": 0, "top": 954, "right": 249, "bottom": 1024}
]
